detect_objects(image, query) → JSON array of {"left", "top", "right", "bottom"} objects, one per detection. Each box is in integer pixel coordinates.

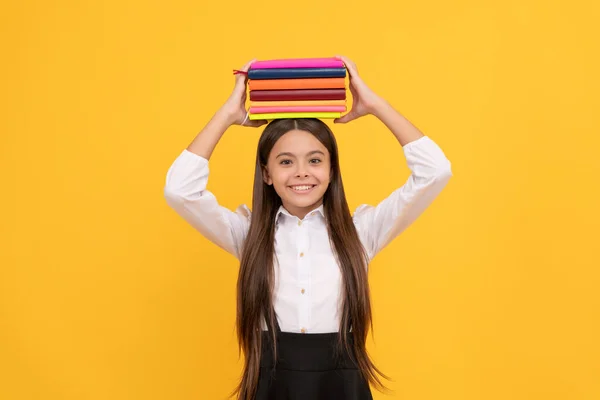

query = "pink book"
[
  {"left": 249, "top": 105, "right": 347, "bottom": 114},
  {"left": 250, "top": 57, "right": 344, "bottom": 69}
]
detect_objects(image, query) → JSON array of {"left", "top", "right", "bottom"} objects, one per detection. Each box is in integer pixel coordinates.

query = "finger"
[
  {"left": 241, "top": 59, "right": 257, "bottom": 72},
  {"left": 234, "top": 59, "right": 256, "bottom": 88},
  {"left": 234, "top": 59, "right": 256, "bottom": 78},
  {"left": 333, "top": 110, "right": 357, "bottom": 124},
  {"left": 245, "top": 119, "right": 268, "bottom": 127},
  {"left": 335, "top": 55, "right": 359, "bottom": 77}
]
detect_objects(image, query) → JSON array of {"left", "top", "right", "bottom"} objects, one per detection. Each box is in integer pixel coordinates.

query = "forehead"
[{"left": 272, "top": 129, "right": 328, "bottom": 155}]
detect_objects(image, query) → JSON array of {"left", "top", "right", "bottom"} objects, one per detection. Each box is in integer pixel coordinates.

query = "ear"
[{"left": 262, "top": 166, "right": 273, "bottom": 185}]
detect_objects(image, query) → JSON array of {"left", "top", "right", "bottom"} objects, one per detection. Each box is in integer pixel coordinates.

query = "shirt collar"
[{"left": 276, "top": 203, "right": 325, "bottom": 223}]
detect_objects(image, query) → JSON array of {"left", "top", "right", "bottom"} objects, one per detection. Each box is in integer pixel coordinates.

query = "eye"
[
  {"left": 279, "top": 159, "right": 292, "bottom": 165},
  {"left": 310, "top": 158, "right": 322, "bottom": 164}
]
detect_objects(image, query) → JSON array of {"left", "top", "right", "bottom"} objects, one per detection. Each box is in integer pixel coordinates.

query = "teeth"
[{"left": 291, "top": 185, "right": 313, "bottom": 191}]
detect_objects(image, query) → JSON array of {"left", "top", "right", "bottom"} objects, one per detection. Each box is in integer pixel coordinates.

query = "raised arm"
[
  {"left": 353, "top": 135, "right": 452, "bottom": 259},
  {"left": 163, "top": 60, "right": 268, "bottom": 259},
  {"left": 186, "top": 59, "right": 268, "bottom": 159},
  {"left": 334, "top": 56, "right": 453, "bottom": 259}
]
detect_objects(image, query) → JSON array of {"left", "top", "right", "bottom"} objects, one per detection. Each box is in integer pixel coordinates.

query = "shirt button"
[
  {"left": 301, "top": 288, "right": 305, "bottom": 294},
  {"left": 299, "top": 252, "right": 304, "bottom": 257},
  {"left": 300, "top": 328, "right": 306, "bottom": 333},
  {"left": 298, "top": 220, "right": 302, "bottom": 226}
]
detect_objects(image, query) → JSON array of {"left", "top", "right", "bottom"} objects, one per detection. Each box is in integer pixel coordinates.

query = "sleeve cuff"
[
  {"left": 179, "top": 148, "right": 210, "bottom": 166},
  {"left": 402, "top": 135, "right": 430, "bottom": 152}
]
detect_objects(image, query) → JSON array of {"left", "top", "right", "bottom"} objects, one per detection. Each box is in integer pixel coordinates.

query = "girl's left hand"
[{"left": 333, "top": 55, "right": 384, "bottom": 124}]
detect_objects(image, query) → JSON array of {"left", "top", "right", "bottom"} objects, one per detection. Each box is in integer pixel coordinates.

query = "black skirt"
[{"left": 255, "top": 314, "right": 373, "bottom": 400}]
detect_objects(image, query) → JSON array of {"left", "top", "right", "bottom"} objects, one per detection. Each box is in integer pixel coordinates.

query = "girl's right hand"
[{"left": 220, "top": 59, "right": 268, "bottom": 128}]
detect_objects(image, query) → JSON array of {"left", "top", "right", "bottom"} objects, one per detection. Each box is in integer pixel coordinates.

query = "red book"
[{"left": 249, "top": 89, "right": 346, "bottom": 101}]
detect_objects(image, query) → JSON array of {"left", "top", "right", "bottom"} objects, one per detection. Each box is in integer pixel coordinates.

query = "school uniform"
[{"left": 164, "top": 135, "right": 452, "bottom": 399}]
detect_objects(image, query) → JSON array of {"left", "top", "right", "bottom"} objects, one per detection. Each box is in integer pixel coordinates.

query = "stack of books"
[{"left": 247, "top": 57, "right": 347, "bottom": 120}]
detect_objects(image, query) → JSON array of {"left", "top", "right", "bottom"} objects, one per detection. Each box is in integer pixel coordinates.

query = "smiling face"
[{"left": 262, "top": 129, "right": 331, "bottom": 219}]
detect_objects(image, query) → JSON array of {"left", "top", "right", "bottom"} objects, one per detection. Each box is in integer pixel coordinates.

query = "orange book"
[
  {"left": 249, "top": 100, "right": 346, "bottom": 107},
  {"left": 248, "top": 77, "right": 345, "bottom": 91}
]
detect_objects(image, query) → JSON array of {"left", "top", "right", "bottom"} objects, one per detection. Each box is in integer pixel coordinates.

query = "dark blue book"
[{"left": 248, "top": 67, "right": 347, "bottom": 80}]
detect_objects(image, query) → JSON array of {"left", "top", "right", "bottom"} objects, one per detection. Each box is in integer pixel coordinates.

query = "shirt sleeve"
[
  {"left": 163, "top": 149, "right": 251, "bottom": 260},
  {"left": 353, "top": 135, "right": 453, "bottom": 261}
]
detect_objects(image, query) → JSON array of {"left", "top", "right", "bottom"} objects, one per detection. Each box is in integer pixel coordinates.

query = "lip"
[{"left": 288, "top": 184, "right": 317, "bottom": 194}]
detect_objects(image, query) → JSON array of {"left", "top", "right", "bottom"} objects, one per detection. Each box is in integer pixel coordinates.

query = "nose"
[{"left": 294, "top": 161, "right": 310, "bottom": 178}]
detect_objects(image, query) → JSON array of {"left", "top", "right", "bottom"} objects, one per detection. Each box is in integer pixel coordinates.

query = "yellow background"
[{"left": 1, "top": 0, "right": 599, "bottom": 399}]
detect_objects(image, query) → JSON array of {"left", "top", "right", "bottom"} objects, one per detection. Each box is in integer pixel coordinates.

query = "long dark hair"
[{"left": 229, "top": 118, "right": 391, "bottom": 399}]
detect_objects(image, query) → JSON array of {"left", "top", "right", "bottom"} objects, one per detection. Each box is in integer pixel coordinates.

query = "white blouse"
[{"left": 164, "top": 135, "right": 452, "bottom": 333}]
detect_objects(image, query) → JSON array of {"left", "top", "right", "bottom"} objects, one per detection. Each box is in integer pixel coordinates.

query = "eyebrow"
[{"left": 276, "top": 150, "right": 325, "bottom": 159}]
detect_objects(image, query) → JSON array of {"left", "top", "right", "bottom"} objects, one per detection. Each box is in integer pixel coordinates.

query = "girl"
[{"left": 164, "top": 56, "right": 452, "bottom": 400}]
